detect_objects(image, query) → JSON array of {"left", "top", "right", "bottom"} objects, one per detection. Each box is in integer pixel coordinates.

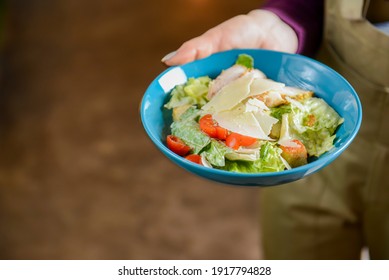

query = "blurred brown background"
[{"left": 0, "top": 0, "right": 265, "bottom": 259}]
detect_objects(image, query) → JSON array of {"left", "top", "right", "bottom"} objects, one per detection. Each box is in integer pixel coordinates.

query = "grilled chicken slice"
[{"left": 256, "top": 87, "right": 314, "bottom": 108}]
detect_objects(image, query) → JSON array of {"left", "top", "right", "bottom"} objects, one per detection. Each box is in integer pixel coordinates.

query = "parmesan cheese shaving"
[
  {"left": 245, "top": 98, "right": 270, "bottom": 113},
  {"left": 278, "top": 114, "right": 299, "bottom": 148},
  {"left": 249, "top": 78, "right": 285, "bottom": 97},
  {"left": 202, "top": 74, "right": 254, "bottom": 113},
  {"left": 213, "top": 104, "right": 275, "bottom": 141}
]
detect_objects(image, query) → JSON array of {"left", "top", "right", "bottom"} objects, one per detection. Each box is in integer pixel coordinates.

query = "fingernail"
[{"left": 161, "top": 51, "right": 177, "bottom": 63}]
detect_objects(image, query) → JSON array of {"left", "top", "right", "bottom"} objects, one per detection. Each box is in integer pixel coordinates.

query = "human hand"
[{"left": 161, "top": 9, "right": 298, "bottom": 66}]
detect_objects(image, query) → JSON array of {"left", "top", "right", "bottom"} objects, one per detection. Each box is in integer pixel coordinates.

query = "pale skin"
[{"left": 162, "top": 10, "right": 298, "bottom": 66}]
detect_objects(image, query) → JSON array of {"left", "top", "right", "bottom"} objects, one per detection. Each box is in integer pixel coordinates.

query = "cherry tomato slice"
[
  {"left": 226, "top": 133, "right": 257, "bottom": 150},
  {"left": 199, "top": 114, "right": 229, "bottom": 140},
  {"left": 238, "top": 134, "right": 257, "bottom": 147},
  {"left": 166, "top": 135, "right": 191, "bottom": 156},
  {"left": 199, "top": 114, "right": 217, "bottom": 138},
  {"left": 225, "top": 133, "right": 239, "bottom": 150},
  {"left": 216, "top": 126, "right": 229, "bottom": 140},
  {"left": 185, "top": 154, "right": 203, "bottom": 165}
]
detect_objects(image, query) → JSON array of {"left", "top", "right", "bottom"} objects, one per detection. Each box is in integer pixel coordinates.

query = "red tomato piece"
[
  {"left": 226, "top": 132, "right": 257, "bottom": 150},
  {"left": 216, "top": 126, "right": 229, "bottom": 140},
  {"left": 238, "top": 134, "right": 257, "bottom": 147},
  {"left": 166, "top": 135, "right": 191, "bottom": 156},
  {"left": 199, "top": 114, "right": 230, "bottom": 140},
  {"left": 225, "top": 134, "right": 239, "bottom": 149},
  {"left": 185, "top": 154, "right": 203, "bottom": 165},
  {"left": 199, "top": 114, "right": 217, "bottom": 138}
]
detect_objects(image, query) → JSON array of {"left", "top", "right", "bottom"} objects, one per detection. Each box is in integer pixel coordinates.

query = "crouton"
[{"left": 280, "top": 139, "right": 308, "bottom": 168}]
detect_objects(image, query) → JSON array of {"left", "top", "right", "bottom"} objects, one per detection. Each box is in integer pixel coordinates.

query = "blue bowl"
[{"left": 140, "top": 49, "right": 362, "bottom": 186}]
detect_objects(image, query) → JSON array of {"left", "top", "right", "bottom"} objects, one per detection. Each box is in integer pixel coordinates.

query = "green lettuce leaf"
[
  {"left": 235, "top": 54, "right": 254, "bottom": 69},
  {"left": 164, "top": 76, "right": 211, "bottom": 109},
  {"left": 270, "top": 104, "right": 292, "bottom": 120},
  {"left": 177, "top": 105, "right": 200, "bottom": 121},
  {"left": 171, "top": 113, "right": 210, "bottom": 154},
  {"left": 201, "top": 139, "right": 232, "bottom": 167},
  {"left": 222, "top": 160, "right": 260, "bottom": 173},
  {"left": 222, "top": 142, "right": 285, "bottom": 173},
  {"left": 258, "top": 142, "right": 286, "bottom": 172},
  {"left": 289, "top": 97, "right": 344, "bottom": 157}
]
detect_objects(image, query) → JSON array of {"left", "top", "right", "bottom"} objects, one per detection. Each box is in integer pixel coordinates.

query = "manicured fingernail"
[{"left": 161, "top": 51, "right": 177, "bottom": 62}]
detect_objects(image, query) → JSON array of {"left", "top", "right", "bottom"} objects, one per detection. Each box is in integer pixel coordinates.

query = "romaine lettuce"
[
  {"left": 201, "top": 139, "right": 232, "bottom": 167},
  {"left": 257, "top": 142, "right": 286, "bottom": 172},
  {"left": 235, "top": 54, "right": 254, "bottom": 69},
  {"left": 171, "top": 109, "right": 210, "bottom": 154},
  {"left": 270, "top": 104, "right": 292, "bottom": 120},
  {"left": 164, "top": 76, "right": 211, "bottom": 109},
  {"left": 289, "top": 97, "right": 344, "bottom": 157},
  {"left": 222, "top": 142, "right": 285, "bottom": 173}
]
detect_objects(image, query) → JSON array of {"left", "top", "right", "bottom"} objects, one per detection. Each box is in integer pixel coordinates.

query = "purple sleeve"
[{"left": 261, "top": 0, "right": 324, "bottom": 56}]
